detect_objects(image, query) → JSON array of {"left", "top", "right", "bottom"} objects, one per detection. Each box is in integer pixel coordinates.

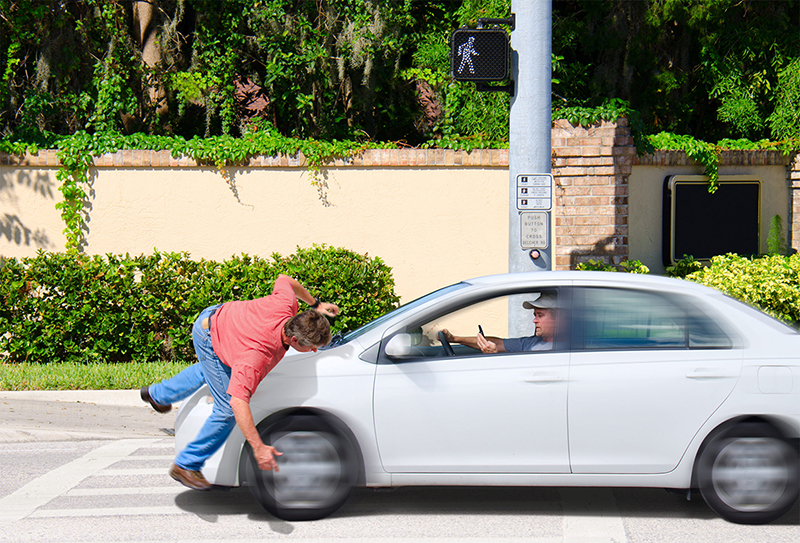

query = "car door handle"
[
  {"left": 685, "top": 369, "right": 726, "bottom": 380},
  {"left": 524, "top": 373, "right": 564, "bottom": 383}
]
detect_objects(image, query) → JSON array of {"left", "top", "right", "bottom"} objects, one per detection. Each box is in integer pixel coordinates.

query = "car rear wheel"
[
  {"left": 243, "top": 415, "right": 358, "bottom": 521},
  {"left": 697, "top": 423, "right": 799, "bottom": 524}
]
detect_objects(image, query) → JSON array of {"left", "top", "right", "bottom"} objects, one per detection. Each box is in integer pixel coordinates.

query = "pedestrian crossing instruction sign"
[
  {"left": 450, "top": 28, "right": 510, "bottom": 82},
  {"left": 517, "top": 174, "right": 554, "bottom": 249}
]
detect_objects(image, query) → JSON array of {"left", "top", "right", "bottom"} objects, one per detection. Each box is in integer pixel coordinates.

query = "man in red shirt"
[{"left": 141, "top": 274, "right": 339, "bottom": 490}]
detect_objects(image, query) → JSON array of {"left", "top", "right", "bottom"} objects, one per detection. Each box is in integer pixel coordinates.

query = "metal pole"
[{"left": 509, "top": 0, "right": 552, "bottom": 335}]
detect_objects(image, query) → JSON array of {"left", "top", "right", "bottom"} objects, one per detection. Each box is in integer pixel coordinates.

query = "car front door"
[{"left": 372, "top": 290, "right": 571, "bottom": 474}]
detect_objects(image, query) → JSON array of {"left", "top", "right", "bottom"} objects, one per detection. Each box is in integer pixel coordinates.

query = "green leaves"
[
  {"left": 687, "top": 253, "right": 800, "bottom": 325},
  {"left": 554, "top": 99, "right": 653, "bottom": 155},
  {"left": 0, "top": 246, "right": 399, "bottom": 364},
  {"left": 575, "top": 259, "right": 649, "bottom": 274},
  {"left": 768, "top": 59, "right": 800, "bottom": 141},
  {"left": 7, "top": 126, "right": 386, "bottom": 251}
]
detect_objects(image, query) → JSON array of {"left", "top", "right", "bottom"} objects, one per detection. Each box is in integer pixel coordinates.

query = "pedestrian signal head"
[{"left": 450, "top": 28, "right": 510, "bottom": 82}]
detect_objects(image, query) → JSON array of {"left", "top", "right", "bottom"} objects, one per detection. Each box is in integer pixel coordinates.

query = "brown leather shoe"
[
  {"left": 169, "top": 463, "right": 212, "bottom": 491},
  {"left": 140, "top": 386, "right": 172, "bottom": 413}
]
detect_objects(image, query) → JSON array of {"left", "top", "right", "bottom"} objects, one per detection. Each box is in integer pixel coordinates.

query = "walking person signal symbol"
[
  {"left": 457, "top": 36, "right": 479, "bottom": 75},
  {"left": 450, "top": 29, "right": 509, "bottom": 82}
]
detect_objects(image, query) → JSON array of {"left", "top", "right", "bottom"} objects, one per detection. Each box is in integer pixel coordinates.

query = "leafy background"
[
  {"left": 1, "top": 0, "right": 798, "bottom": 145},
  {"left": 0, "top": 246, "right": 399, "bottom": 363}
]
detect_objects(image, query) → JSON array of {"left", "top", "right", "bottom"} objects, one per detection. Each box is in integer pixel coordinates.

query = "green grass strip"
[{"left": 0, "top": 361, "right": 194, "bottom": 391}]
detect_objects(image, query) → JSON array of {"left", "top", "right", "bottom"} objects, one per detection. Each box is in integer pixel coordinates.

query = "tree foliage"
[
  {"left": 0, "top": 0, "right": 798, "bottom": 143},
  {"left": 551, "top": 0, "right": 800, "bottom": 141}
]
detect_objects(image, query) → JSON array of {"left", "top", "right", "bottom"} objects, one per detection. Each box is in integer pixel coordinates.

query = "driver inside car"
[{"left": 440, "top": 292, "right": 557, "bottom": 353}]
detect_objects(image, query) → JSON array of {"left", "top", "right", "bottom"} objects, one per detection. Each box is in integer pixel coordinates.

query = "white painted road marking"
[
  {"left": 0, "top": 438, "right": 158, "bottom": 526},
  {"left": 0, "top": 437, "right": 631, "bottom": 543},
  {"left": 560, "top": 488, "right": 629, "bottom": 543},
  {"left": 65, "top": 486, "right": 182, "bottom": 496}
]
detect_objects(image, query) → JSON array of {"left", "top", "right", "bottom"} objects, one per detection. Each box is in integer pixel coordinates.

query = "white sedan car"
[{"left": 174, "top": 272, "right": 800, "bottom": 524}]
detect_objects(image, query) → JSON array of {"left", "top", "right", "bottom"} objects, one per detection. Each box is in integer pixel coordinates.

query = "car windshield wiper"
[{"left": 326, "top": 330, "right": 349, "bottom": 348}]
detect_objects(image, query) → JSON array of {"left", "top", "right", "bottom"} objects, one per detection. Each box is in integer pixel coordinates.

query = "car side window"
[
  {"left": 686, "top": 308, "right": 733, "bottom": 349},
  {"left": 579, "top": 287, "right": 687, "bottom": 350},
  {"left": 384, "top": 290, "right": 563, "bottom": 361},
  {"left": 577, "top": 287, "right": 732, "bottom": 350}
]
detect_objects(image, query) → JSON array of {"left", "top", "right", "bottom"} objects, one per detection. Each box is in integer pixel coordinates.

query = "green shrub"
[
  {"left": 619, "top": 260, "right": 650, "bottom": 274},
  {"left": 686, "top": 253, "right": 800, "bottom": 324},
  {"left": 576, "top": 259, "right": 649, "bottom": 273},
  {"left": 575, "top": 259, "right": 617, "bottom": 272},
  {"left": 0, "top": 245, "right": 399, "bottom": 364},
  {"left": 665, "top": 254, "right": 704, "bottom": 279}
]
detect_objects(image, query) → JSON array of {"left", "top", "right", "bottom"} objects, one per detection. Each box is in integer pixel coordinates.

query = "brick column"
[
  {"left": 791, "top": 154, "right": 800, "bottom": 253},
  {"left": 551, "top": 118, "right": 635, "bottom": 270}
]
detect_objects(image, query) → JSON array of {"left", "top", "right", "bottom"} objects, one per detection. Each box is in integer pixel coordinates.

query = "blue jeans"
[{"left": 150, "top": 304, "right": 237, "bottom": 471}]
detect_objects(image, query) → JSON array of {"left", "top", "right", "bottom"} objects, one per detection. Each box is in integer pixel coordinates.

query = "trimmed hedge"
[
  {"left": 0, "top": 245, "right": 400, "bottom": 363},
  {"left": 686, "top": 253, "right": 800, "bottom": 325},
  {"left": 577, "top": 254, "right": 800, "bottom": 325}
]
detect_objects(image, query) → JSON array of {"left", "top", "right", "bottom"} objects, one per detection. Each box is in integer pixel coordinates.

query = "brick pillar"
[
  {"left": 551, "top": 118, "right": 635, "bottom": 270},
  {"left": 791, "top": 154, "right": 800, "bottom": 254}
]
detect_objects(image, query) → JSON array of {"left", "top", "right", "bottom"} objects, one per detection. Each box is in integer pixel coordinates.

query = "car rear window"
[{"left": 576, "top": 287, "right": 732, "bottom": 350}]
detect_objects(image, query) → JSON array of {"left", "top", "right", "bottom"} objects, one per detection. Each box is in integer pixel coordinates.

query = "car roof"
[{"left": 462, "top": 271, "right": 712, "bottom": 292}]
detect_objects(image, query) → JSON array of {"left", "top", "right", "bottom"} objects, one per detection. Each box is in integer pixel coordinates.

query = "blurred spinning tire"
[
  {"left": 697, "top": 422, "right": 799, "bottom": 524},
  {"left": 244, "top": 415, "right": 358, "bottom": 521}
]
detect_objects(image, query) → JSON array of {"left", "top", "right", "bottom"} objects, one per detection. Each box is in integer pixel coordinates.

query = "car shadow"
[{"left": 173, "top": 485, "right": 799, "bottom": 526}]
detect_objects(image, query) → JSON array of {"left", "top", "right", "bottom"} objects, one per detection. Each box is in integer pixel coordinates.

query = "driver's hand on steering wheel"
[
  {"left": 441, "top": 329, "right": 456, "bottom": 343},
  {"left": 476, "top": 332, "right": 498, "bottom": 354}
]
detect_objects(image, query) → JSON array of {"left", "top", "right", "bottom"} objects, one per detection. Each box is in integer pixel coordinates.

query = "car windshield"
[{"left": 327, "top": 282, "right": 468, "bottom": 347}]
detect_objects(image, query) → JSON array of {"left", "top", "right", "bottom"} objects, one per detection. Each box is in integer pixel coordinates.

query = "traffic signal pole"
[
  {"left": 449, "top": 2, "right": 553, "bottom": 334},
  {"left": 508, "top": 0, "right": 552, "bottom": 336}
]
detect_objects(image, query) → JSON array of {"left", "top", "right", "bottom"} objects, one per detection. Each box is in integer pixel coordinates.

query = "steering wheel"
[{"left": 437, "top": 331, "right": 455, "bottom": 357}]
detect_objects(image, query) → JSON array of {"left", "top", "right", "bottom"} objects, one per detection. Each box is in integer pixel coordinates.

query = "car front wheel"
[
  {"left": 697, "top": 423, "right": 799, "bottom": 524},
  {"left": 243, "top": 414, "right": 359, "bottom": 521}
]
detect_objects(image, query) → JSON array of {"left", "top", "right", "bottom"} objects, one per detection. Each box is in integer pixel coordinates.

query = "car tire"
[
  {"left": 243, "top": 414, "right": 358, "bottom": 521},
  {"left": 697, "top": 422, "right": 799, "bottom": 524}
]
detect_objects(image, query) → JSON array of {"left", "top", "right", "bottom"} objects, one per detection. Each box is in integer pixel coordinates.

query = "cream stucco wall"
[
  {"left": 0, "top": 167, "right": 65, "bottom": 253},
  {"left": 1, "top": 164, "right": 509, "bottom": 303},
  {"left": 629, "top": 164, "right": 790, "bottom": 275},
  {"left": 4, "top": 139, "right": 796, "bottom": 304}
]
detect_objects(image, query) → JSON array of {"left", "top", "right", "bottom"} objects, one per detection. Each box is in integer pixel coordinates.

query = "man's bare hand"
[
  {"left": 476, "top": 332, "right": 498, "bottom": 354},
  {"left": 316, "top": 302, "right": 340, "bottom": 317},
  {"left": 254, "top": 444, "right": 283, "bottom": 472},
  {"left": 440, "top": 329, "right": 456, "bottom": 343}
]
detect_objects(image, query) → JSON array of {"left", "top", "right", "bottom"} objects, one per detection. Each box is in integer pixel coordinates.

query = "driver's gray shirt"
[{"left": 503, "top": 335, "right": 551, "bottom": 352}]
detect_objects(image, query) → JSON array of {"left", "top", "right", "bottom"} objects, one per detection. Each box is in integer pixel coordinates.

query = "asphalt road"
[{"left": 0, "top": 391, "right": 797, "bottom": 542}]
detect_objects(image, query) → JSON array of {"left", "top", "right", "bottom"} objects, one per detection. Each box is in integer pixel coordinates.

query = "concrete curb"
[
  {"left": 0, "top": 390, "right": 176, "bottom": 443},
  {"left": 0, "top": 389, "right": 144, "bottom": 407}
]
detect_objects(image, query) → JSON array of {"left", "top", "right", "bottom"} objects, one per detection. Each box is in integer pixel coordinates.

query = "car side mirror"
[{"left": 384, "top": 334, "right": 412, "bottom": 357}]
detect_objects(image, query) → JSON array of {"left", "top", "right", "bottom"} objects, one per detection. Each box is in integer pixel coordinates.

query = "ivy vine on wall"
[
  {"left": 1, "top": 125, "right": 396, "bottom": 252},
  {"left": 2, "top": 103, "right": 797, "bottom": 252}
]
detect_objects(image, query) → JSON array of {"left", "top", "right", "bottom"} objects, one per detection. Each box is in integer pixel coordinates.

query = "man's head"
[
  {"left": 284, "top": 310, "right": 332, "bottom": 352},
  {"left": 522, "top": 293, "right": 557, "bottom": 342}
]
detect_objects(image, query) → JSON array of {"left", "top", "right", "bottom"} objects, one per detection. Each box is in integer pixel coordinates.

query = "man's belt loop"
[{"left": 201, "top": 305, "right": 220, "bottom": 330}]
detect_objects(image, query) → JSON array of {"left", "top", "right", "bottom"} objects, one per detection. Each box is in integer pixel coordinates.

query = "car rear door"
[{"left": 567, "top": 286, "right": 742, "bottom": 474}]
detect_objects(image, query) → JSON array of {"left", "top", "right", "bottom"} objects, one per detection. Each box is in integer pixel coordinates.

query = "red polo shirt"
[{"left": 209, "top": 275, "right": 298, "bottom": 402}]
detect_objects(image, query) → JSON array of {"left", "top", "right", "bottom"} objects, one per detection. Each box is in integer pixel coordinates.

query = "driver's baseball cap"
[{"left": 522, "top": 292, "right": 557, "bottom": 310}]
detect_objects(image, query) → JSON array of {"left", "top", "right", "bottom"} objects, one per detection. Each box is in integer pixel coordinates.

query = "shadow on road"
[{"left": 172, "top": 485, "right": 799, "bottom": 526}]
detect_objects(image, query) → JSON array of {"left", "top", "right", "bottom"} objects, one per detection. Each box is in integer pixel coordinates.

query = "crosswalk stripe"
[
  {"left": 94, "top": 468, "right": 166, "bottom": 476},
  {"left": 30, "top": 504, "right": 263, "bottom": 518},
  {"left": 560, "top": 488, "right": 629, "bottom": 543},
  {"left": 66, "top": 487, "right": 181, "bottom": 496},
  {"left": 0, "top": 439, "right": 159, "bottom": 526},
  {"left": 122, "top": 455, "right": 174, "bottom": 461},
  {"left": 20, "top": 539, "right": 562, "bottom": 543}
]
